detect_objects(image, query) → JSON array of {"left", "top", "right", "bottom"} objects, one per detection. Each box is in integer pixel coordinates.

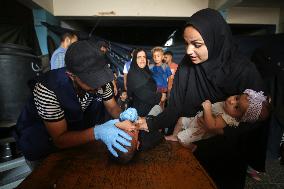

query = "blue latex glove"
[
  {"left": 94, "top": 119, "right": 132, "bottom": 157},
  {"left": 120, "top": 108, "right": 138, "bottom": 122}
]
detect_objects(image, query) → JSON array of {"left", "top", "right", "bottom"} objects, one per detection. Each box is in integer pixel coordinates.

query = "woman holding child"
[{"left": 138, "top": 8, "right": 270, "bottom": 189}]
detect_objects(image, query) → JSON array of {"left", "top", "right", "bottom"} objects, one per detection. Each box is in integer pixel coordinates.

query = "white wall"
[
  {"left": 30, "top": 0, "right": 283, "bottom": 33},
  {"left": 52, "top": 0, "right": 208, "bottom": 17},
  {"left": 32, "top": 0, "right": 54, "bottom": 14},
  {"left": 227, "top": 7, "right": 280, "bottom": 32}
]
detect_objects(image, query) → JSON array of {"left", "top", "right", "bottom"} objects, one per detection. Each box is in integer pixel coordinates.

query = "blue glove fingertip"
[
  {"left": 113, "top": 142, "right": 128, "bottom": 153},
  {"left": 108, "top": 146, "right": 118, "bottom": 157}
]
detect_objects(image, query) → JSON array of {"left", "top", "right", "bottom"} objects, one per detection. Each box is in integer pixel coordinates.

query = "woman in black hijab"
[
  {"left": 127, "top": 48, "right": 164, "bottom": 116},
  {"left": 127, "top": 49, "right": 165, "bottom": 150},
  {"left": 139, "top": 8, "right": 268, "bottom": 189}
]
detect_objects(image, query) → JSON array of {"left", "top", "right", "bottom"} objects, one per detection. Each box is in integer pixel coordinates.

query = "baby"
[
  {"left": 165, "top": 89, "right": 271, "bottom": 150},
  {"left": 111, "top": 108, "right": 140, "bottom": 163}
]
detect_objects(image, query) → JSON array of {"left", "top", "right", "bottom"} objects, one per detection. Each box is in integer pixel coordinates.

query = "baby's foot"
[{"left": 165, "top": 135, "right": 178, "bottom": 141}]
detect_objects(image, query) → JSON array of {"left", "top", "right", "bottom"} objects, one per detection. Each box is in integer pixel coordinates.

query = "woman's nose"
[{"left": 186, "top": 45, "right": 194, "bottom": 55}]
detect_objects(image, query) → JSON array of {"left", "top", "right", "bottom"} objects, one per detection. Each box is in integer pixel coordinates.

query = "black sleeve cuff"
[{"left": 145, "top": 115, "right": 156, "bottom": 132}]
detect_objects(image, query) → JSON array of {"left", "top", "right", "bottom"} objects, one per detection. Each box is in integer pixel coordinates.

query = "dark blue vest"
[{"left": 14, "top": 68, "right": 104, "bottom": 160}]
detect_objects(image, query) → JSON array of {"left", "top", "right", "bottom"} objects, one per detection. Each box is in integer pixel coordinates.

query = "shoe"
[{"left": 247, "top": 167, "right": 261, "bottom": 181}]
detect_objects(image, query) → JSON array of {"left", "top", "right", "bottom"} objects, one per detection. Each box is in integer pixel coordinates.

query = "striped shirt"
[{"left": 33, "top": 82, "right": 114, "bottom": 122}]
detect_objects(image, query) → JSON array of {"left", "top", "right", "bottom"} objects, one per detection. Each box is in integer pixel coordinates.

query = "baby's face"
[{"left": 224, "top": 94, "right": 249, "bottom": 119}]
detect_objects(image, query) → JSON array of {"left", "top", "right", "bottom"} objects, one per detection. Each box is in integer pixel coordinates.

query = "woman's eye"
[{"left": 194, "top": 44, "right": 202, "bottom": 48}]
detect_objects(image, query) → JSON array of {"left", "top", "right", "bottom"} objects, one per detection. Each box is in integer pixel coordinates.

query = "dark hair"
[
  {"left": 111, "top": 130, "right": 139, "bottom": 164},
  {"left": 164, "top": 50, "right": 173, "bottom": 56},
  {"left": 60, "top": 32, "right": 76, "bottom": 42},
  {"left": 114, "top": 146, "right": 136, "bottom": 164},
  {"left": 120, "top": 90, "right": 127, "bottom": 96},
  {"left": 97, "top": 40, "right": 109, "bottom": 48}
]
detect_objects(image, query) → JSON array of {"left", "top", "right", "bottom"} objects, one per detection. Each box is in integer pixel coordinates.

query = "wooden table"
[{"left": 17, "top": 141, "right": 216, "bottom": 189}]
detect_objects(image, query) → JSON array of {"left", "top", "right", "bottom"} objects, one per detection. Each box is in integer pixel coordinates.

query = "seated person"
[{"left": 166, "top": 89, "right": 271, "bottom": 151}]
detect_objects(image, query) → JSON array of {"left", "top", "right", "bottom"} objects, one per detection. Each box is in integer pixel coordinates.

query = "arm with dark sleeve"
[{"left": 146, "top": 64, "right": 189, "bottom": 132}]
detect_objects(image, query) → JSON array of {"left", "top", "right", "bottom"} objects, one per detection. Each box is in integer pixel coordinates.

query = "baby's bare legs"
[{"left": 165, "top": 117, "right": 183, "bottom": 141}]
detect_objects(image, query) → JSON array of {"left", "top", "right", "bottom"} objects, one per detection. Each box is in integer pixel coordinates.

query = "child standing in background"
[
  {"left": 151, "top": 47, "right": 172, "bottom": 108},
  {"left": 163, "top": 50, "right": 178, "bottom": 95},
  {"left": 117, "top": 90, "right": 130, "bottom": 111}
]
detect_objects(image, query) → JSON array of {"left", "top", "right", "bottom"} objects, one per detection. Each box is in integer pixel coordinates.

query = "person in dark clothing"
[
  {"left": 138, "top": 8, "right": 268, "bottom": 189},
  {"left": 127, "top": 48, "right": 166, "bottom": 117},
  {"left": 127, "top": 48, "right": 166, "bottom": 151}
]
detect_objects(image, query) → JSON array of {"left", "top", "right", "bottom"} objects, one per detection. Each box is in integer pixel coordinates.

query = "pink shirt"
[{"left": 169, "top": 62, "right": 178, "bottom": 76}]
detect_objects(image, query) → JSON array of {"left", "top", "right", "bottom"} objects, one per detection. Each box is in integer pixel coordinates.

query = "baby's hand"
[
  {"left": 135, "top": 117, "right": 149, "bottom": 132},
  {"left": 202, "top": 100, "right": 212, "bottom": 110},
  {"left": 115, "top": 120, "right": 136, "bottom": 132}
]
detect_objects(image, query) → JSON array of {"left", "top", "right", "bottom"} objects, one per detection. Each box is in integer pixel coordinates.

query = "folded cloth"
[{"left": 120, "top": 108, "right": 138, "bottom": 122}]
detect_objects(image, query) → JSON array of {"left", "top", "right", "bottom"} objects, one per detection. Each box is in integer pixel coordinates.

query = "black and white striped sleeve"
[
  {"left": 97, "top": 82, "right": 114, "bottom": 101},
  {"left": 33, "top": 83, "right": 65, "bottom": 122}
]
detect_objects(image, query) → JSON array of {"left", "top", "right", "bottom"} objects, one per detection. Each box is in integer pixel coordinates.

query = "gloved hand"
[
  {"left": 94, "top": 119, "right": 132, "bottom": 157},
  {"left": 120, "top": 108, "right": 138, "bottom": 122}
]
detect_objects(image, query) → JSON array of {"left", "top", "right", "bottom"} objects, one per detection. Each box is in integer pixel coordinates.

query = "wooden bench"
[{"left": 17, "top": 141, "right": 216, "bottom": 189}]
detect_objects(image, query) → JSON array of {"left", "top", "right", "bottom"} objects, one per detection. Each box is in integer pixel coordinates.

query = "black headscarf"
[
  {"left": 127, "top": 49, "right": 161, "bottom": 117},
  {"left": 185, "top": 8, "right": 249, "bottom": 87},
  {"left": 165, "top": 8, "right": 265, "bottom": 118},
  {"left": 148, "top": 8, "right": 265, "bottom": 138},
  {"left": 147, "top": 9, "right": 267, "bottom": 188},
  {"left": 127, "top": 49, "right": 156, "bottom": 92}
]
